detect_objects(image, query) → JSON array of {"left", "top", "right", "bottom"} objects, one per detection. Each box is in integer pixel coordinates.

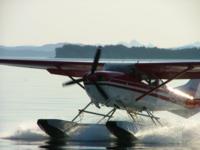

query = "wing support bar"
[
  {"left": 71, "top": 102, "right": 92, "bottom": 122},
  {"left": 78, "top": 109, "right": 112, "bottom": 118},
  {"left": 136, "top": 66, "right": 193, "bottom": 101}
]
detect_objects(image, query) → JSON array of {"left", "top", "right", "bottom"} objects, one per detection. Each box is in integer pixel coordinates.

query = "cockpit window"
[
  {"left": 141, "top": 77, "right": 161, "bottom": 87},
  {"left": 104, "top": 63, "right": 162, "bottom": 87}
]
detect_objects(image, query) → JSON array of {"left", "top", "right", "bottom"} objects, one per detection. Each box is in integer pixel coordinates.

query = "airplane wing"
[
  {"left": 1, "top": 58, "right": 200, "bottom": 79},
  {"left": 135, "top": 61, "right": 200, "bottom": 79},
  {"left": 0, "top": 58, "right": 104, "bottom": 77}
]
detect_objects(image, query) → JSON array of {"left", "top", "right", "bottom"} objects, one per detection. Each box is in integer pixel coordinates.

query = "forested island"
[{"left": 55, "top": 44, "right": 200, "bottom": 59}]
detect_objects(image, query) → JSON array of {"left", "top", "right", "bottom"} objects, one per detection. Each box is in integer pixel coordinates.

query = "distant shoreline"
[
  {"left": 56, "top": 44, "right": 200, "bottom": 59},
  {"left": 0, "top": 43, "right": 200, "bottom": 59}
]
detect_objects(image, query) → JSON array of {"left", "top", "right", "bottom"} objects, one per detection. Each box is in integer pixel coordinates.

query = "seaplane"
[{"left": 1, "top": 46, "right": 200, "bottom": 141}]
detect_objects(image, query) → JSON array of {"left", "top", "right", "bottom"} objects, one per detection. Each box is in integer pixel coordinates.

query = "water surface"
[{"left": 1, "top": 65, "right": 200, "bottom": 149}]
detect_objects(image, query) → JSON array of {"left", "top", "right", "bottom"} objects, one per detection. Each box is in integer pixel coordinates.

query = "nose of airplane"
[
  {"left": 83, "top": 72, "right": 98, "bottom": 83},
  {"left": 83, "top": 72, "right": 108, "bottom": 84},
  {"left": 83, "top": 72, "right": 109, "bottom": 101}
]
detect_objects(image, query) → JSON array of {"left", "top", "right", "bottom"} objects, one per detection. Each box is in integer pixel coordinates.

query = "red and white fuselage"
[{"left": 84, "top": 71, "right": 200, "bottom": 112}]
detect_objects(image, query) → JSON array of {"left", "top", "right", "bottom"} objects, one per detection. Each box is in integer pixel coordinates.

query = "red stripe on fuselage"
[{"left": 85, "top": 81, "right": 175, "bottom": 103}]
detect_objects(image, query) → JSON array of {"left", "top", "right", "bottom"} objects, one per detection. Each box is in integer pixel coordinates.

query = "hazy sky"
[{"left": 0, "top": 0, "right": 199, "bottom": 48}]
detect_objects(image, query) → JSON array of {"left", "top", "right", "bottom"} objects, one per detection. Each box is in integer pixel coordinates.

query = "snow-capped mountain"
[
  {"left": 120, "top": 40, "right": 200, "bottom": 49},
  {"left": 173, "top": 41, "right": 200, "bottom": 50},
  {"left": 119, "top": 40, "right": 155, "bottom": 48}
]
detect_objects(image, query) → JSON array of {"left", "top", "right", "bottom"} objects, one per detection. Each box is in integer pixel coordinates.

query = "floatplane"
[{"left": 1, "top": 47, "right": 200, "bottom": 141}]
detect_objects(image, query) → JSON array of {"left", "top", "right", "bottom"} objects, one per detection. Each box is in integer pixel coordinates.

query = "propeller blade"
[
  {"left": 94, "top": 82, "right": 109, "bottom": 101},
  {"left": 91, "top": 46, "right": 102, "bottom": 74},
  {"left": 62, "top": 78, "right": 84, "bottom": 87},
  {"left": 68, "top": 76, "right": 85, "bottom": 89}
]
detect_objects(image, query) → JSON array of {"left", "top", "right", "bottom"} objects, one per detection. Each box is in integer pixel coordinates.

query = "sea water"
[{"left": 1, "top": 65, "right": 200, "bottom": 149}]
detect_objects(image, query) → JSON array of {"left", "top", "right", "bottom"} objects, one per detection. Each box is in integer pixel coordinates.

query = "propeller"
[
  {"left": 62, "top": 78, "right": 84, "bottom": 87},
  {"left": 62, "top": 46, "right": 109, "bottom": 101},
  {"left": 93, "top": 82, "right": 109, "bottom": 100},
  {"left": 62, "top": 46, "right": 102, "bottom": 87},
  {"left": 91, "top": 46, "right": 101, "bottom": 74}
]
